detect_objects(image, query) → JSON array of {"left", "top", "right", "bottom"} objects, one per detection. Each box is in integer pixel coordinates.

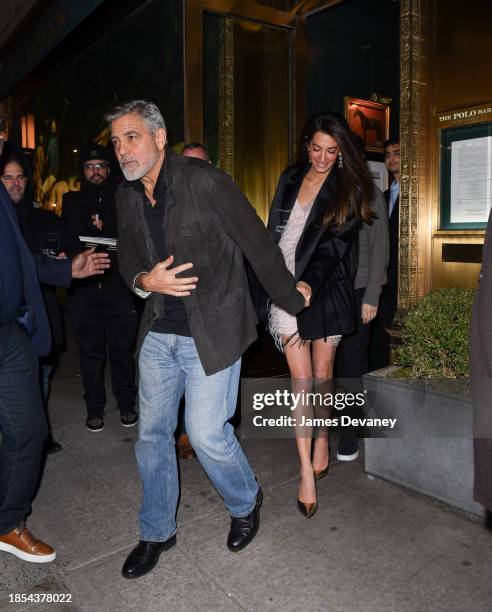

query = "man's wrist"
[{"left": 136, "top": 272, "right": 150, "bottom": 291}]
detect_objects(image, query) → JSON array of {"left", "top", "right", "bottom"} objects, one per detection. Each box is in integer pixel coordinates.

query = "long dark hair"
[{"left": 302, "top": 112, "right": 375, "bottom": 227}]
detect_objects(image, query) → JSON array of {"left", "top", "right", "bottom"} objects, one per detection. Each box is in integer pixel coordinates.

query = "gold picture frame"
[{"left": 344, "top": 97, "right": 390, "bottom": 152}]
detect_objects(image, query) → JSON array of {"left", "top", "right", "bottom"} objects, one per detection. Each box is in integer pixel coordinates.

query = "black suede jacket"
[{"left": 116, "top": 149, "right": 305, "bottom": 375}]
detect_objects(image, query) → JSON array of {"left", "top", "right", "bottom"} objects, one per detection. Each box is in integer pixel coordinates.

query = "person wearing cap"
[{"left": 62, "top": 144, "right": 140, "bottom": 432}]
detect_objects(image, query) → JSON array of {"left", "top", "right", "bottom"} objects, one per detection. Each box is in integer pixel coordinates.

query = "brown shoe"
[
  {"left": 0, "top": 523, "right": 56, "bottom": 563},
  {"left": 176, "top": 433, "right": 195, "bottom": 460}
]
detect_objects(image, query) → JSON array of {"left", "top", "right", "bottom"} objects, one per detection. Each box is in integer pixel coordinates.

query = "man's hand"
[
  {"left": 361, "top": 303, "right": 378, "bottom": 324},
  {"left": 139, "top": 255, "right": 198, "bottom": 296},
  {"left": 296, "top": 281, "right": 312, "bottom": 308},
  {"left": 71, "top": 247, "right": 110, "bottom": 278}
]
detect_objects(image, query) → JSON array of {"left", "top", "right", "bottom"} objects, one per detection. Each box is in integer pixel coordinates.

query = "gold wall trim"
[
  {"left": 398, "top": 0, "right": 431, "bottom": 316},
  {"left": 294, "top": 0, "right": 345, "bottom": 17},
  {"left": 433, "top": 230, "right": 485, "bottom": 238},
  {"left": 184, "top": 0, "right": 203, "bottom": 144},
  {"left": 294, "top": 15, "right": 308, "bottom": 158},
  {"left": 201, "top": 0, "right": 297, "bottom": 27},
  {"left": 218, "top": 18, "right": 234, "bottom": 177}
]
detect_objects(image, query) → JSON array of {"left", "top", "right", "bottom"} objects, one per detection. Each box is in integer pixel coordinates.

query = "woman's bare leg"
[
  {"left": 311, "top": 339, "right": 337, "bottom": 473},
  {"left": 283, "top": 338, "right": 316, "bottom": 504}
]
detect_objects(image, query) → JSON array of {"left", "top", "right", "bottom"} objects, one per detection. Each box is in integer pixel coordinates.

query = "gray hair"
[{"left": 104, "top": 100, "right": 166, "bottom": 134}]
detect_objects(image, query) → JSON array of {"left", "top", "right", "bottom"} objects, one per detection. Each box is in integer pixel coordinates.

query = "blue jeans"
[{"left": 137, "top": 332, "right": 258, "bottom": 541}]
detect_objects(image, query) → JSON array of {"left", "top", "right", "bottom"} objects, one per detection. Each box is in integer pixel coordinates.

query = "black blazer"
[
  {"left": 267, "top": 164, "right": 360, "bottom": 340},
  {"left": 383, "top": 187, "right": 399, "bottom": 287}
]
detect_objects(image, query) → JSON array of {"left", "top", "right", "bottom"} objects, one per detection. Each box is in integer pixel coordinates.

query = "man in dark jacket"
[
  {"left": 335, "top": 187, "right": 389, "bottom": 460},
  {"left": 0, "top": 179, "right": 108, "bottom": 564},
  {"left": 62, "top": 145, "right": 140, "bottom": 432},
  {"left": 369, "top": 137, "right": 400, "bottom": 369},
  {"left": 106, "top": 100, "right": 310, "bottom": 579}
]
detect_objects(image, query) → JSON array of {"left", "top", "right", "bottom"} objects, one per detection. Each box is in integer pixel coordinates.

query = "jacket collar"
[
  {"left": 294, "top": 169, "right": 339, "bottom": 274},
  {"left": 269, "top": 164, "right": 308, "bottom": 242},
  {"left": 125, "top": 147, "right": 179, "bottom": 208},
  {"left": 303, "top": 167, "right": 338, "bottom": 231},
  {"left": 270, "top": 163, "right": 339, "bottom": 239}
]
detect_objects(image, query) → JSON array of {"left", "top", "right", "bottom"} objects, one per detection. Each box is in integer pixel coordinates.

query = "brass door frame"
[
  {"left": 397, "top": 0, "right": 431, "bottom": 315},
  {"left": 183, "top": 0, "right": 308, "bottom": 154}
]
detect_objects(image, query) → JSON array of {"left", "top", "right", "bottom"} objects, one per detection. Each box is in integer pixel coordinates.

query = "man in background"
[
  {"left": 181, "top": 142, "right": 210, "bottom": 163},
  {"left": 62, "top": 145, "right": 140, "bottom": 432},
  {"left": 369, "top": 137, "right": 399, "bottom": 370}
]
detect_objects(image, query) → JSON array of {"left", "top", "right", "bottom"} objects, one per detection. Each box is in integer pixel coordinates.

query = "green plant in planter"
[{"left": 396, "top": 288, "right": 475, "bottom": 379}]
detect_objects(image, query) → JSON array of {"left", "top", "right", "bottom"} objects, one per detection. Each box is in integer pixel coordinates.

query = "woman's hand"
[{"left": 296, "top": 281, "right": 312, "bottom": 307}]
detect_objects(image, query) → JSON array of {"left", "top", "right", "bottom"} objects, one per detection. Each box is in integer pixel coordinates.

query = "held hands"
[
  {"left": 361, "top": 303, "right": 378, "bottom": 324},
  {"left": 71, "top": 247, "right": 110, "bottom": 278},
  {"left": 140, "top": 255, "right": 198, "bottom": 296},
  {"left": 296, "top": 281, "right": 312, "bottom": 308}
]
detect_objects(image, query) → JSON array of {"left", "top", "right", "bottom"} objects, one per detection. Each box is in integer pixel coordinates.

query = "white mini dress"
[{"left": 268, "top": 199, "right": 342, "bottom": 352}]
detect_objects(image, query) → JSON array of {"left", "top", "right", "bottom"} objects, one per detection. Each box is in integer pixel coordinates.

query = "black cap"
[{"left": 79, "top": 144, "right": 110, "bottom": 166}]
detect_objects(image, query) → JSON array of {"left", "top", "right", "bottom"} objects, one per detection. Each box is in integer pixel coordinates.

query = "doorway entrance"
[{"left": 184, "top": 0, "right": 309, "bottom": 221}]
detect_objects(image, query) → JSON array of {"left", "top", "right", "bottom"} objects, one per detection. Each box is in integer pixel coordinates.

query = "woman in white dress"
[{"left": 267, "top": 113, "right": 376, "bottom": 517}]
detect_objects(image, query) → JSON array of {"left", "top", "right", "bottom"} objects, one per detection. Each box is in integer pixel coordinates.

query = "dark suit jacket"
[
  {"left": 383, "top": 187, "right": 399, "bottom": 287},
  {"left": 15, "top": 198, "right": 74, "bottom": 348},
  {"left": 267, "top": 164, "right": 360, "bottom": 340},
  {"left": 0, "top": 185, "right": 52, "bottom": 356}
]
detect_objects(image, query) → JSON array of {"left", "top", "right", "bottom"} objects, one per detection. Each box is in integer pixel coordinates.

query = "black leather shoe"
[
  {"left": 227, "top": 488, "right": 263, "bottom": 552},
  {"left": 122, "top": 536, "right": 177, "bottom": 579}
]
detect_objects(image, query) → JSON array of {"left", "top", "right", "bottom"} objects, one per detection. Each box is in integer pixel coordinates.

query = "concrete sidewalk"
[{"left": 1, "top": 342, "right": 492, "bottom": 612}]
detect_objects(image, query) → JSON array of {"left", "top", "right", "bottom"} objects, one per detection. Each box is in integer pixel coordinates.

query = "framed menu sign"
[{"left": 440, "top": 123, "right": 492, "bottom": 230}]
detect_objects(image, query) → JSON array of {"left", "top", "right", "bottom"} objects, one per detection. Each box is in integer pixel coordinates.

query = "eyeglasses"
[
  {"left": 83, "top": 162, "right": 109, "bottom": 170},
  {"left": 1, "top": 174, "right": 27, "bottom": 182}
]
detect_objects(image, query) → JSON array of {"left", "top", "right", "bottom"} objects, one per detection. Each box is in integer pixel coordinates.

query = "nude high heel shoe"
[
  {"left": 314, "top": 467, "right": 328, "bottom": 480},
  {"left": 297, "top": 498, "right": 318, "bottom": 519},
  {"left": 297, "top": 476, "right": 318, "bottom": 519}
]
